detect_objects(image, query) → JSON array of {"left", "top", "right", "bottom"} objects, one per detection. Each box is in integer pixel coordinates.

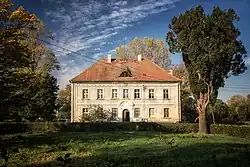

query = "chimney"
[
  {"left": 168, "top": 69, "right": 173, "bottom": 75},
  {"left": 107, "top": 54, "right": 111, "bottom": 63},
  {"left": 138, "top": 54, "right": 142, "bottom": 62}
]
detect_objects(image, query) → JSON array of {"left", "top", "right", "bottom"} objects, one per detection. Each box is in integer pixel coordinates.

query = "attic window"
[{"left": 119, "top": 67, "right": 132, "bottom": 77}]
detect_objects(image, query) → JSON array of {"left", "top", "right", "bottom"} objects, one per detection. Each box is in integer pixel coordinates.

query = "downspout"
[
  {"left": 178, "top": 82, "right": 181, "bottom": 122},
  {"left": 71, "top": 83, "right": 74, "bottom": 122},
  {"left": 143, "top": 85, "right": 146, "bottom": 121}
]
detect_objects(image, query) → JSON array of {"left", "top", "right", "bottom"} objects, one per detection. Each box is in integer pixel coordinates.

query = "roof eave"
[{"left": 70, "top": 80, "right": 181, "bottom": 83}]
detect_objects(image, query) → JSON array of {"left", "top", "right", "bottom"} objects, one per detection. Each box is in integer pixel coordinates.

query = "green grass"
[{"left": 1, "top": 131, "right": 250, "bottom": 167}]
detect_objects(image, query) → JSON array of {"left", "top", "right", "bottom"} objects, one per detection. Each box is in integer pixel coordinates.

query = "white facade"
[{"left": 71, "top": 82, "right": 181, "bottom": 123}]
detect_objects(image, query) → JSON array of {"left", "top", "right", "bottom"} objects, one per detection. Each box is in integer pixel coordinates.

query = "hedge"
[
  {"left": 0, "top": 122, "right": 62, "bottom": 135},
  {"left": 1, "top": 122, "right": 250, "bottom": 138},
  {"left": 0, "top": 122, "right": 198, "bottom": 135},
  {"left": 210, "top": 124, "right": 250, "bottom": 138},
  {"left": 63, "top": 122, "right": 199, "bottom": 133}
]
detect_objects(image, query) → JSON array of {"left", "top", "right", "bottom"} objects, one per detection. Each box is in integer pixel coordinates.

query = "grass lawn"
[{"left": 1, "top": 131, "right": 250, "bottom": 167}]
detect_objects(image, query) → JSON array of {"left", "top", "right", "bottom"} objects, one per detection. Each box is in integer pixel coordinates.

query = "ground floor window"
[
  {"left": 111, "top": 108, "right": 118, "bottom": 119},
  {"left": 149, "top": 108, "right": 154, "bottom": 117},
  {"left": 134, "top": 108, "right": 140, "bottom": 118},
  {"left": 164, "top": 108, "right": 169, "bottom": 118},
  {"left": 82, "top": 108, "right": 89, "bottom": 117}
]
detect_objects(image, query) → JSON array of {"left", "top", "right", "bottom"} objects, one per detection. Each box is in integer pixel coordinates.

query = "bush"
[
  {"left": 1, "top": 122, "right": 250, "bottom": 138},
  {"left": 210, "top": 124, "right": 250, "bottom": 138},
  {"left": 0, "top": 122, "right": 199, "bottom": 134},
  {"left": 0, "top": 122, "right": 62, "bottom": 135},
  {"left": 59, "top": 122, "right": 199, "bottom": 133}
]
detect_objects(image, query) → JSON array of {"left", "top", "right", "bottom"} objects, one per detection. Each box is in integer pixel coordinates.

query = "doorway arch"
[{"left": 122, "top": 109, "right": 130, "bottom": 122}]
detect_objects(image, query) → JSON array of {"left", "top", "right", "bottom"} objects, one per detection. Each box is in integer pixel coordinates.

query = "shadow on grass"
[
  {"left": 21, "top": 142, "right": 250, "bottom": 167},
  {"left": 1, "top": 131, "right": 161, "bottom": 149}
]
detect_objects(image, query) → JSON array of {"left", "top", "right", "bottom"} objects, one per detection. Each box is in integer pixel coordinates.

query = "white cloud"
[
  {"left": 246, "top": 57, "right": 250, "bottom": 66},
  {"left": 43, "top": 0, "right": 180, "bottom": 88}
]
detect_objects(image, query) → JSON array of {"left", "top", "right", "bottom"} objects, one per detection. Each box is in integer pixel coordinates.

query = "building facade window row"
[
  {"left": 82, "top": 88, "right": 170, "bottom": 100},
  {"left": 82, "top": 107, "right": 170, "bottom": 119}
]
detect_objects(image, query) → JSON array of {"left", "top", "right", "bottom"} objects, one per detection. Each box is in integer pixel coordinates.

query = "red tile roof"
[{"left": 70, "top": 58, "right": 181, "bottom": 82}]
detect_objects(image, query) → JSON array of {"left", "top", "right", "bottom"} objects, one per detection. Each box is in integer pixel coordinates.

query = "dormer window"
[{"left": 119, "top": 67, "right": 132, "bottom": 77}]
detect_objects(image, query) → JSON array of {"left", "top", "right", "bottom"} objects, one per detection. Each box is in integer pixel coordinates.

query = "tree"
[
  {"left": 116, "top": 37, "right": 171, "bottom": 69},
  {"left": 181, "top": 91, "right": 197, "bottom": 123},
  {"left": 57, "top": 84, "right": 71, "bottom": 119},
  {"left": 167, "top": 5, "right": 247, "bottom": 133},
  {"left": 0, "top": 0, "right": 38, "bottom": 121},
  {"left": 171, "top": 63, "right": 190, "bottom": 91},
  {"left": 171, "top": 63, "right": 198, "bottom": 123},
  {"left": 207, "top": 99, "right": 230, "bottom": 124},
  {"left": 227, "top": 95, "right": 250, "bottom": 122},
  {"left": 0, "top": 0, "right": 59, "bottom": 121},
  {"left": 81, "top": 105, "right": 111, "bottom": 122}
]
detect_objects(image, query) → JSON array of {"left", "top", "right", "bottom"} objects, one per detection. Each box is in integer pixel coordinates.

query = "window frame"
[
  {"left": 111, "top": 108, "right": 118, "bottom": 119},
  {"left": 82, "top": 108, "right": 89, "bottom": 116},
  {"left": 149, "top": 89, "right": 155, "bottom": 99},
  {"left": 163, "top": 89, "right": 169, "bottom": 99},
  {"left": 123, "top": 89, "right": 129, "bottom": 99},
  {"left": 164, "top": 108, "right": 170, "bottom": 118},
  {"left": 82, "top": 89, "right": 89, "bottom": 99},
  {"left": 97, "top": 88, "right": 104, "bottom": 99},
  {"left": 134, "top": 89, "right": 140, "bottom": 99},
  {"left": 112, "top": 89, "right": 118, "bottom": 99},
  {"left": 149, "top": 108, "right": 155, "bottom": 117},
  {"left": 134, "top": 108, "right": 140, "bottom": 118}
]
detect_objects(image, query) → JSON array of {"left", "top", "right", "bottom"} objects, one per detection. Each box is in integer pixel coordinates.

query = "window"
[
  {"left": 119, "top": 67, "right": 132, "bottom": 77},
  {"left": 97, "top": 89, "right": 103, "bottom": 99},
  {"left": 163, "top": 89, "right": 169, "bottom": 99},
  {"left": 149, "top": 89, "right": 155, "bottom": 99},
  {"left": 82, "top": 108, "right": 89, "bottom": 117},
  {"left": 123, "top": 89, "right": 129, "bottom": 98},
  {"left": 112, "top": 89, "right": 118, "bottom": 99},
  {"left": 82, "top": 89, "right": 88, "bottom": 99},
  {"left": 134, "top": 89, "right": 140, "bottom": 99},
  {"left": 119, "top": 71, "right": 132, "bottom": 77},
  {"left": 164, "top": 108, "right": 169, "bottom": 118},
  {"left": 149, "top": 108, "right": 154, "bottom": 117},
  {"left": 134, "top": 108, "right": 140, "bottom": 118},
  {"left": 111, "top": 108, "right": 118, "bottom": 119}
]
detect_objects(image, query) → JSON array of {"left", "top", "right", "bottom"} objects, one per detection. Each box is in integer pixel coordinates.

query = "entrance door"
[{"left": 122, "top": 109, "right": 130, "bottom": 122}]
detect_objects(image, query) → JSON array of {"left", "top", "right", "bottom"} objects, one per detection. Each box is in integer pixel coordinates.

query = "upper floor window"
[
  {"left": 163, "top": 89, "right": 169, "bottom": 99},
  {"left": 111, "top": 108, "right": 118, "bottom": 119},
  {"left": 134, "top": 89, "right": 140, "bottom": 99},
  {"left": 149, "top": 108, "right": 154, "bottom": 117},
  {"left": 149, "top": 89, "right": 155, "bottom": 99},
  {"left": 112, "top": 89, "right": 118, "bottom": 99},
  {"left": 134, "top": 108, "right": 140, "bottom": 118},
  {"left": 82, "top": 89, "right": 88, "bottom": 99},
  {"left": 164, "top": 108, "right": 169, "bottom": 118},
  {"left": 97, "top": 89, "right": 104, "bottom": 99},
  {"left": 123, "top": 89, "right": 129, "bottom": 99}
]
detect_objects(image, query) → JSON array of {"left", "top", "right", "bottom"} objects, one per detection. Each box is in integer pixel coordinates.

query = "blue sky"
[{"left": 15, "top": 0, "right": 250, "bottom": 101}]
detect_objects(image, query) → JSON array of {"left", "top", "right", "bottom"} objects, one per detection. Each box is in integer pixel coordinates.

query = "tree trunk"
[
  {"left": 197, "top": 92, "right": 210, "bottom": 134},
  {"left": 211, "top": 109, "right": 216, "bottom": 124},
  {"left": 198, "top": 111, "right": 208, "bottom": 134}
]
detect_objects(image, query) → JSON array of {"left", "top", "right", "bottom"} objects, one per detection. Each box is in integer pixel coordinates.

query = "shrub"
[
  {"left": 210, "top": 124, "right": 250, "bottom": 138},
  {"left": 160, "top": 123, "right": 199, "bottom": 133},
  {"left": 61, "top": 122, "right": 199, "bottom": 133},
  {"left": 1, "top": 122, "right": 250, "bottom": 138},
  {"left": 0, "top": 122, "right": 61, "bottom": 135}
]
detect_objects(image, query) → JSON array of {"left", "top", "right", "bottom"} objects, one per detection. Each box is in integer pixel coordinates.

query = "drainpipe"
[
  {"left": 71, "top": 83, "right": 74, "bottom": 122},
  {"left": 143, "top": 85, "right": 146, "bottom": 120},
  {"left": 178, "top": 82, "right": 181, "bottom": 122}
]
